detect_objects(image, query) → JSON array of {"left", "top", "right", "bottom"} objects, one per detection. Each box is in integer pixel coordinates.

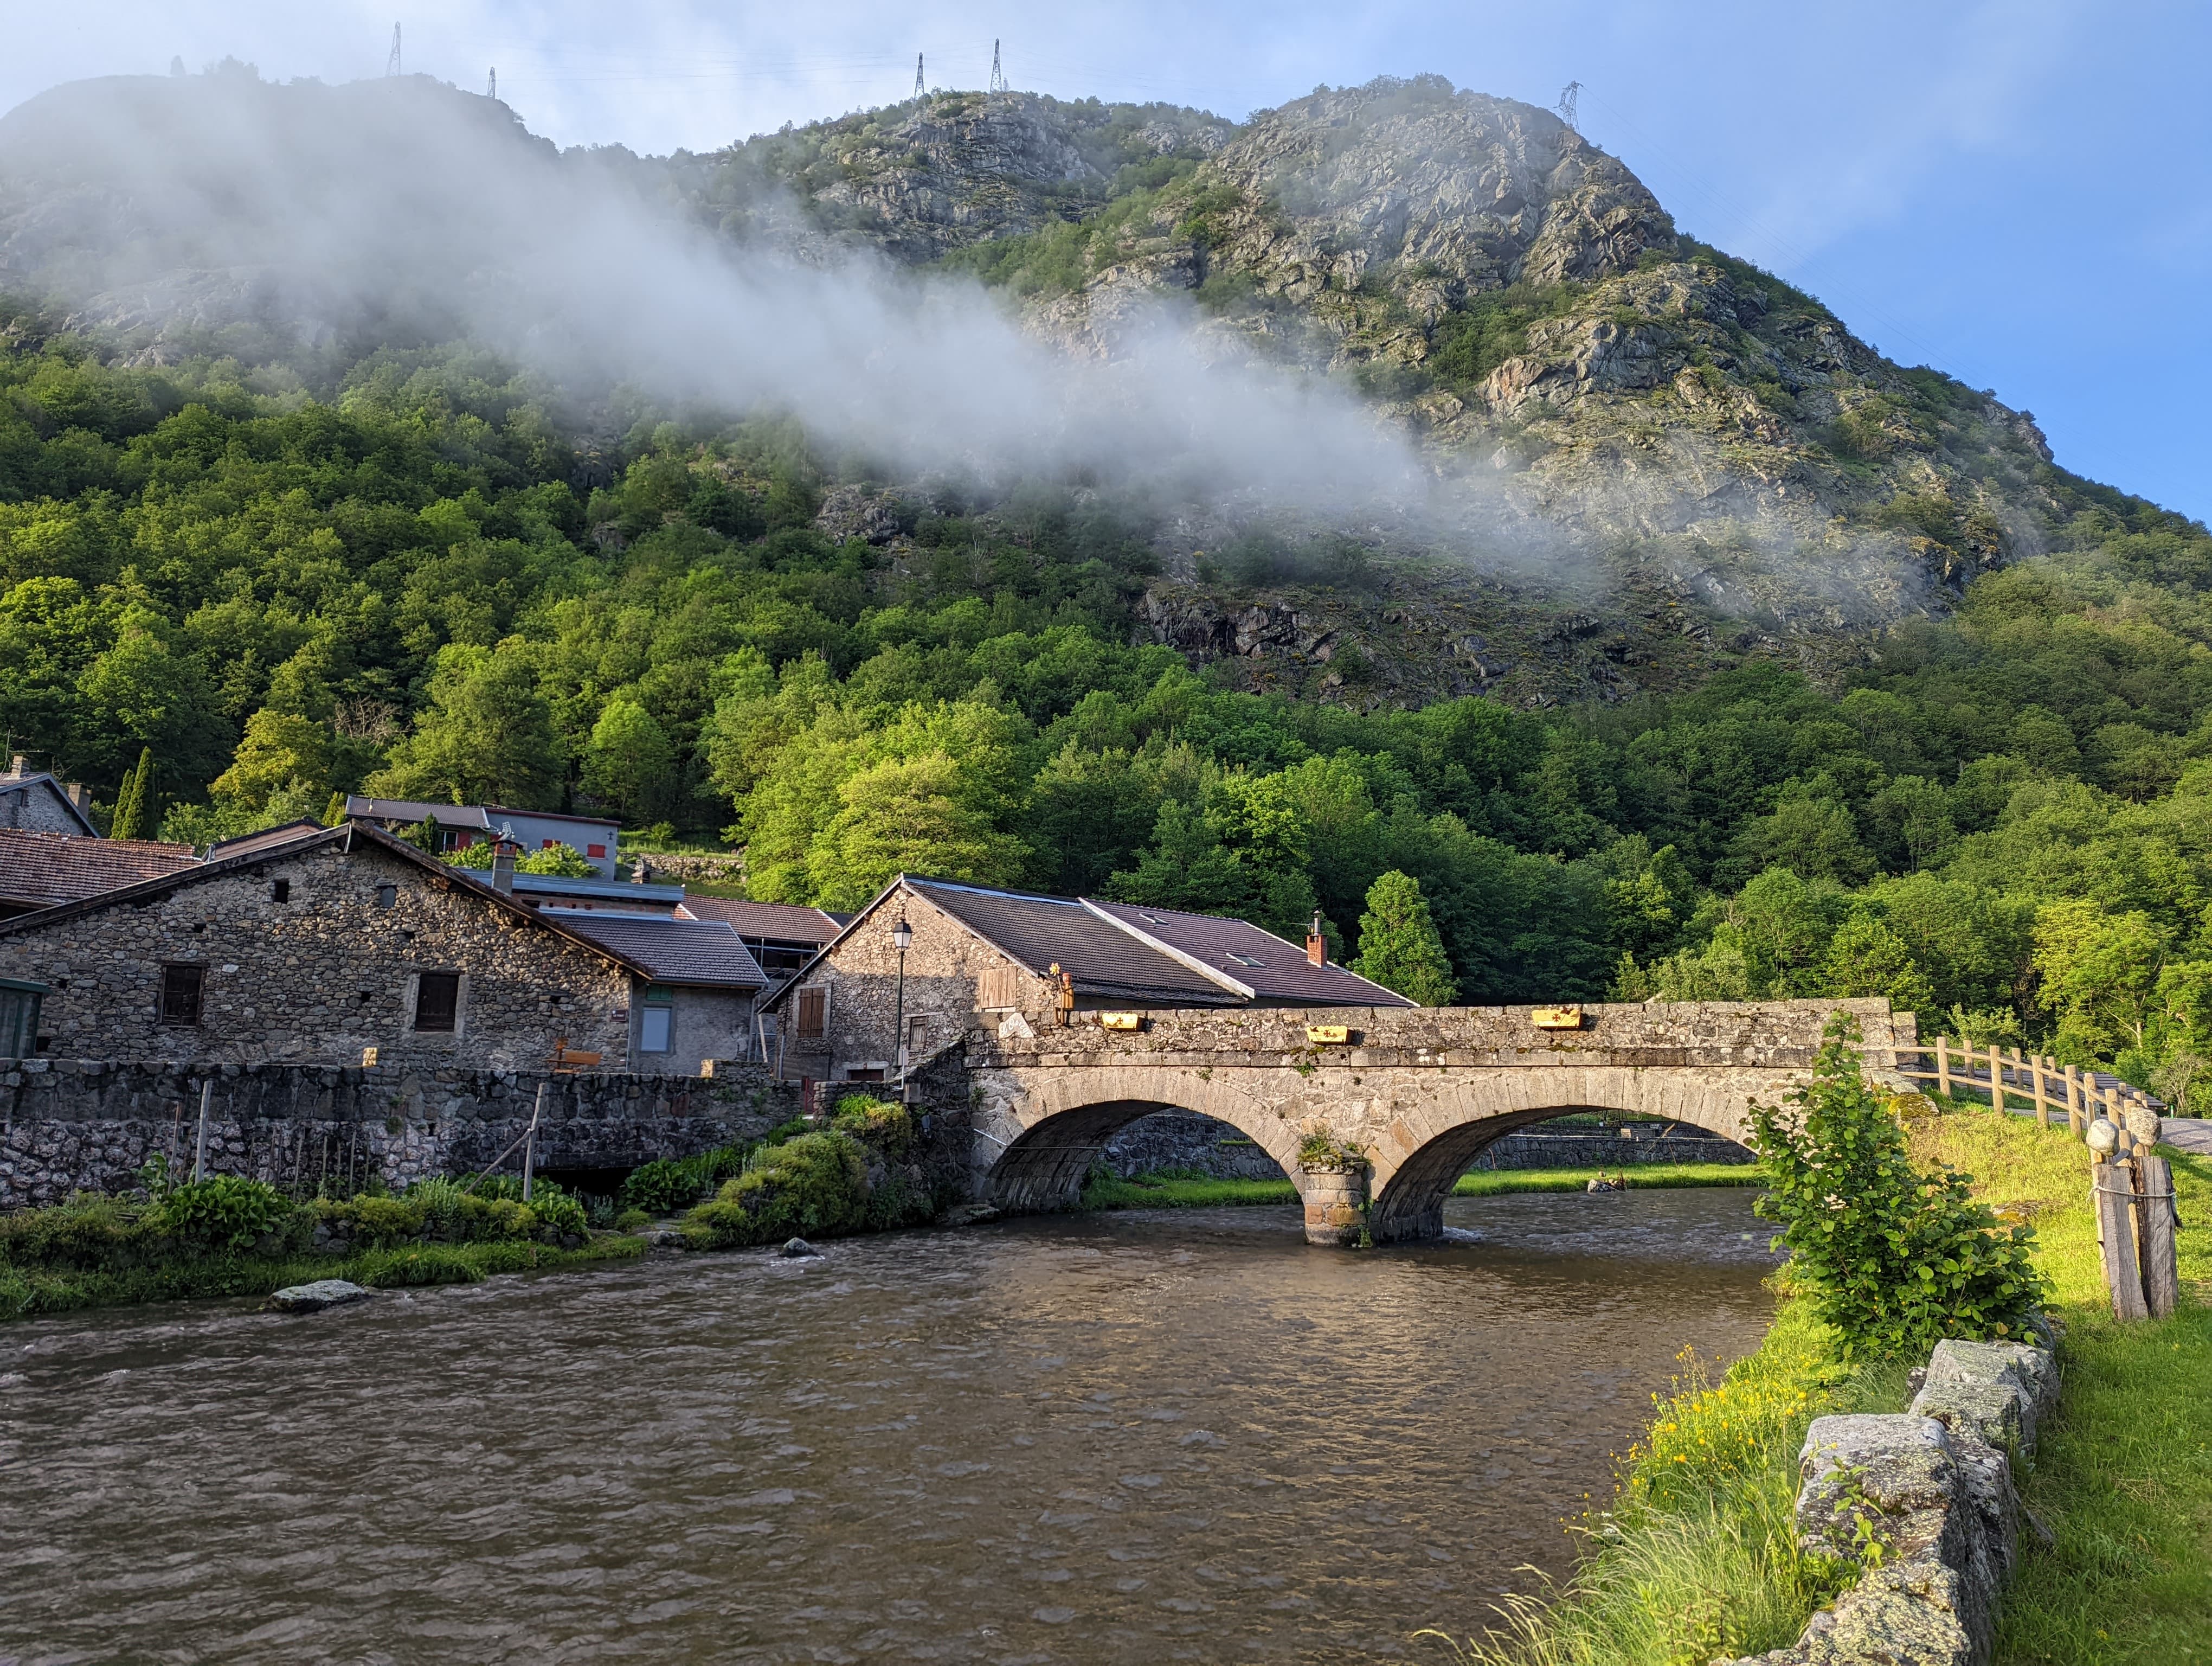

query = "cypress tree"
[
  {"left": 109, "top": 748, "right": 153, "bottom": 840},
  {"left": 409, "top": 811, "right": 443, "bottom": 854},
  {"left": 1351, "top": 870, "right": 1458, "bottom": 1007}
]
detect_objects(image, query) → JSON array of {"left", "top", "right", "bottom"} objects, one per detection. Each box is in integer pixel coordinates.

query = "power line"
[{"left": 385, "top": 23, "right": 402, "bottom": 78}]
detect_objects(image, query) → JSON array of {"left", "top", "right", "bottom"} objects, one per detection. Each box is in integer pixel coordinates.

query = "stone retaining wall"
[
  {"left": 1469, "top": 1131, "right": 1754, "bottom": 1169},
  {"left": 1726, "top": 1337, "right": 2059, "bottom": 1666},
  {"left": 0, "top": 1057, "right": 800, "bottom": 1207},
  {"left": 1098, "top": 1111, "right": 1754, "bottom": 1179}
]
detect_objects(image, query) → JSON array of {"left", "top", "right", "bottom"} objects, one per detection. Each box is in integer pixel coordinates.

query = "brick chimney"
[
  {"left": 491, "top": 835, "right": 518, "bottom": 895},
  {"left": 3, "top": 754, "right": 25, "bottom": 780},
  {"left": 1307, "top": 912, "right": 1327, "bottom": 967}
]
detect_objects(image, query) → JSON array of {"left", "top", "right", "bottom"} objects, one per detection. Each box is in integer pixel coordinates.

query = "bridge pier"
[{"left": 1300, "top": 1165, "right": 1368, "bottom": 1246}]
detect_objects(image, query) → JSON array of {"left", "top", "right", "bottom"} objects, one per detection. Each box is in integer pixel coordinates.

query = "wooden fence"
[{"left": 1883, "top": 1036, "right": 2181, "bottom": 1322}]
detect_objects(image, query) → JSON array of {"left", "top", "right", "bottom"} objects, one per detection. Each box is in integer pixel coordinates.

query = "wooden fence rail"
[{"left": 1881, "top": 1035, "right": 2179, "bottom": 1322}]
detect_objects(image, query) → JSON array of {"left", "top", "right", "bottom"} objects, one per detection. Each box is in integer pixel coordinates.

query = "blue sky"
[{"left": 9, "top": 1, "right": 2206, "bottom": 523}]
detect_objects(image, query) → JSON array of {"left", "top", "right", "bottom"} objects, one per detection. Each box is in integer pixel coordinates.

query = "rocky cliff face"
[{"left": 0, "top": 70, "right": 2087, "bottom": 708}]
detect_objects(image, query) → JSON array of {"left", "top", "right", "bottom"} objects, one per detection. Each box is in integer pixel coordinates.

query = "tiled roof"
[
  {"left": 0, "top": 828, "right": 200, "bottom": 908},
  {"left": 907, "top": 878, "right": 1242, "bottom": 1005},
  {"left": 1085, "top": 899, "right": 1414, "bottom": 1008},
  {"left": 205, "top": 821, "right": 327, "bottom": 860},
  {"left": 677, "top": 896, "right": 844, "bottom": 943},
  {"left": 484, "top": 804, "right": 618, "bottom": 830},
  {"left": 538, "top": 909, "right": 767, "bottom": 989},
  {"left": 512, "top": 873, "right": 684, "bottom": 907},
  {"left": 344, "top": 796, "right": 493, "bottom": 829}
]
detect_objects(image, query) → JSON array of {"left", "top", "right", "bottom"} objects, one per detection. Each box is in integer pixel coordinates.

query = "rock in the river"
[
  {"left": 779, "top": 1238, "right": 820, "bottom": 1258},
  {"left": 270, "top": 1279, "right": 375, "bottom": 1314}
]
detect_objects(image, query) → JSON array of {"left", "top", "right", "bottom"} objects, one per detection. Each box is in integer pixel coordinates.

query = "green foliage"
[
  {"left": 355, "top": 1245, "right": 486, "bottom": 1288},
  {"left": 1751, "top": 1019, "right": 2046, "bottom": 1359},
  {"left": 830, "top": 1093, "right": 913, "bottom": 1155},
  {"left": 108, "top": 745, "right": 153, "bottom": 839},
  {"left": 1351, "top": 869, "right": 1458, "bottom": 1004},
  {"left": 156, "top": 1175, "right": 291, "bottom": 1250},
  {"left": 443, "top": 839, "right": 596, "bottom": 877},
  {"left": 685, "top": 1130, "right": 873, "bottom": 1247}
]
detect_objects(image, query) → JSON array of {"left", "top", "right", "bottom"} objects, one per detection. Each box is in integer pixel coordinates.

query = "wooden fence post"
[
  {"left": 2065, "top": 1064, "right": 2085, "bottom": 1136},
  {"left": 2031, "top": 1055, "right": 2052, "bottom": 1127},
  {"left": 1936, "top": 1035, "right": 1952, "bottom": 1099},
  {"left": 1988, "top": 1044, "right": 2005, "bottom": 1112},
  {"left": 2094, "top": 1154, "right": 2151, "bottom": 1322},
  {"left": 2134, "top": 1154, "right": 2181, "bottom": 1319}
]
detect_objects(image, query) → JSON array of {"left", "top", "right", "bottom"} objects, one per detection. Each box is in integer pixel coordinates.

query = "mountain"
[{"left": 0, "top": 68, "right": 2190, "bottom": 716}]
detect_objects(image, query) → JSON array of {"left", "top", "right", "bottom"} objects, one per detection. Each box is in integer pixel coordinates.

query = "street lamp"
[{"left": 891, "top": 913, "right": 913, "bottom": 1085}]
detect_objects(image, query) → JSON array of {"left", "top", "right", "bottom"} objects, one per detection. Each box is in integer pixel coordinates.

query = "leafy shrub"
[
  {"left": 620, "top": 1157, "right": 706, "bottom": 1214},
  {"left": 356, "top": 1245, "right": 485, "bottom": 1289},
  {"left": 157, "top": 1176, "right": 291, "bottom": 1250},
  {"left": 1752, "top": 1017, "right": 2046, "bottom": 1358},
  {"left": 614, "top": 1208, "right": 651, "bottom": 1232},
  {"left": 0, "top": 1191, "right": 145, "bottom": 1270},
  {"left": 332, "top": 1194, "right": 425, "bottom": 1246},
  {"left": 831, "top": 1093, "right": 912, "bottom": 1155},
  {"left": 685, "top": 1131, "right": 870, "bottom": 1248},
  {"left": 524, "top": 1189, "right": 588, "bottom": 1238}
]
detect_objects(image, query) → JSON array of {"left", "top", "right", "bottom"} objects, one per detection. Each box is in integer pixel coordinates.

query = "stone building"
[
  {"left": 0, "top": 761, "right": 98, "bottom": 835},
  {"left": 762, "top": 874, "right": 1409, "bottom": 1085},
  {"left": 537, "top": 908, "right": 768, "bottom": 1072},
  {"left": 0, "top": 821, "right": 656, "bottom": 1069}
]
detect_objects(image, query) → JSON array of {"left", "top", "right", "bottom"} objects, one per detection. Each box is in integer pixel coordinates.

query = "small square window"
[
  {"left": 586, "top": 843, "right": 606, "bottom": 858},
  {"left": 158, "top": 964, "right": 204, "bottom": 1026},
  {"left": 414, "top": 972, "right": 460, "bottom": 1033},
  {"left": 375, "top": 884, "right": 397, "bottom": 910},
  {"left": 1227, "top": 954, "right": 1264, "bottom": 968},
  {"left": 270, "top": 879, "right": 291, "bottom": 903}
]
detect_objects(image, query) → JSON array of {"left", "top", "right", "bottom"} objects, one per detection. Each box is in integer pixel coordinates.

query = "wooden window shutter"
[
  {"left": 796, "top": 985, "right": 828, "bottom": 1039},
  {"left": 975, "top": 966, "right": 1018, "bottom": 1010}
]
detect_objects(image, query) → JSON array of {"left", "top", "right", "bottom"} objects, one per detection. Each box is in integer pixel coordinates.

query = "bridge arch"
[
  {"left": 981, "top": 1069, "right": 1304, "bottom": 1215},
  {"left": 1364, "top": 1066, "right": 1765, "bottom": 1242}
]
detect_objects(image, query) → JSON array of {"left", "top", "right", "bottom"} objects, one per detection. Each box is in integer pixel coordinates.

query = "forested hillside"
[{"left": 5, "top": 69, "right": 2212, "bottom": 1103}]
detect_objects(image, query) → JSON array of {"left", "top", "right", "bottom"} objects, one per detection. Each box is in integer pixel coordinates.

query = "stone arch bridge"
[{"left": 949, "top": 998, "right": 1912, "bottom": 1243}]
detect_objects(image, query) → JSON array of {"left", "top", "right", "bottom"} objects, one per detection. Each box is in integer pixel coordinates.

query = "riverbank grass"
[
  {"left": 1080, "top": 1163, "right": 1761, "bottom": 1212},
  {"left": 1907, "top": 1100, "right": 2212, "bottom": 1664}
]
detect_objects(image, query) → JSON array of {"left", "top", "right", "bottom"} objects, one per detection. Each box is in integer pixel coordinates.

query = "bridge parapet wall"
[{"left": 973, "top": 998, "right": 1911, "bottom": 1072}]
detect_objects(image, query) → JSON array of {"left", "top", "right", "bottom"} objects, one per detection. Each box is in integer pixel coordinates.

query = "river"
[{"left": 0, "top": 1189, "right": 1780, "bottom": 1664}]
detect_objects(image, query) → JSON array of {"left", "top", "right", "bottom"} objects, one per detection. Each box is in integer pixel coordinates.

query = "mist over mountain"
[{"left": 0, "top": 66, "right": 2114, "bottom": 703}]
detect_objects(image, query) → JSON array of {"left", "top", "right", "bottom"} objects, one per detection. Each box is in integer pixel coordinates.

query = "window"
[
  {"left": 1228, "top": 954, "right": 1264, "bottom": 968},
  {"left": 270, "top": 879, "right": 290, "bottom": 903},
  {"left": 542, "top": 839, "right": 557, "bottom": 850},
  {"left": 414, "top": 972, "right": 460, "bottom": 1033},
  {"left": 586, "top": 843, "right": 606, "bottom": 858},
  {"left": 158, "top": 964, "right": 205, "bottom": 1026},
  {"left": 846, "top": 1066, "right": 885, "bottom": 1082},
  {"left": 640, "top": 985, "right": 674, "bottom": 1053},
  {"left": 795, "top": 985, "right": 828, "bottom": 1039},
  {"left": 375, "top": 884, "right": 397, "bottom": 910},
  {"left": 903, "top": 1015, "right": 929, "bottom": 1063},
  {"left": 975, "top": 967, "right": 1018, "bottom": 1010}
]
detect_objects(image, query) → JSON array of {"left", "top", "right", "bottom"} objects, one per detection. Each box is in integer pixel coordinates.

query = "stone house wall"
[
  {"left": 776, "top": 887, "right": 1056, "bottom": 1084},
  {"left": 0, "top": 1055, "right": 800, "bottom": 1207},
  {"left": 629, "top": 978, "right": 758, "bottom": 1074},
  {"left": 0, "top": 835, "right": 633, "bottom": 1071},
  {"left": 1, "top": 778, "right": 86, "bottom": 834}
]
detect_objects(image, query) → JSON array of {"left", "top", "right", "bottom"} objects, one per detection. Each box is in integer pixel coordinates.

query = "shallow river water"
[{"left": 1, "top": 1190, "right": 1780, "bottom": 1665}]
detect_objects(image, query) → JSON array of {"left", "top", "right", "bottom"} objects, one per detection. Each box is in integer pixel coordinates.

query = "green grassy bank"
[
  {"left": 1907, "top": 1103, "right": 2212, "bottom": 1664},
  {"left": 1079, "top": 1162, "right": 1761, "bottom": 1212},
  {"left": 1418, "top": 1100, "right": 2211, "bottom": 1665}
]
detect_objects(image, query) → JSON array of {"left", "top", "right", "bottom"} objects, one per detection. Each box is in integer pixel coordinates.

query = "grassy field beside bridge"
[
  {"left": 1415, "top": 1098, "right": 2211, "bottom": 1666},
  {"left": 1078, "top": 1163, "right": 1761, "bottom": 1212}
]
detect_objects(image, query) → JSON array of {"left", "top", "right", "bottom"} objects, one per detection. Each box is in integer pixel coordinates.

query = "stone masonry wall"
[
  {"left": 1099, "top": 1111, "right": 1750, "bottom": 1180},
  {"left": 0, "top": 834, "right": 632, "bottom": 1070},
  {"left": 0, "top": 1056, "right": 801, "bottom": 1207}
]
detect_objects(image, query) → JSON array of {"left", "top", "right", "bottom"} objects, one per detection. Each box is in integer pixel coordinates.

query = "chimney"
[
  {"left": 1307, "top": 912, "right": 1327, "bottom": 967},
  {"left": 66, "top": 783, "right": 92, "bottom": 812},
  {"left": 3, "top": 754, "right": 24, "bottom": 779},
  {"left": 491, "top": 836, "right": 518, "bottom": 895}
]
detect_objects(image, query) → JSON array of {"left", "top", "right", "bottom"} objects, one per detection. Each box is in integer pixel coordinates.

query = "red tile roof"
[{"left": 0, "top": 828, "right": 201, "bottom": 910}]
